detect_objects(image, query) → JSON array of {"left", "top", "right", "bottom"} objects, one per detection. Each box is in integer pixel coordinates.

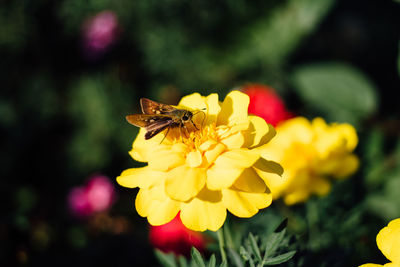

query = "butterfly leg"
[{"left": 190, "top": 119, "right": 199, "bottom": 130}]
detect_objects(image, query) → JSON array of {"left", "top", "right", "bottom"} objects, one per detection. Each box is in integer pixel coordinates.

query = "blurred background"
[{"left": 1, "top": 0, "right": 399, "bottom": 266}]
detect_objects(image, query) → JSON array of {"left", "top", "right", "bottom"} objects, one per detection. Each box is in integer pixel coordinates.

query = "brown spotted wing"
[{"left": 126, "top": 98, "right": 195, "bottom": 140}]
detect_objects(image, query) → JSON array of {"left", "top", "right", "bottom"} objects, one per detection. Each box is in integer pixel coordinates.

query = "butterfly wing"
[
  {"left": 125, "top": 114, "right": 170, "bottom": 127},
  {"left": 126, "top": 114, "right": 174, "bottom": 140},
  {"left": 140, "top": 98, "right": 176, "bottom": 115}
]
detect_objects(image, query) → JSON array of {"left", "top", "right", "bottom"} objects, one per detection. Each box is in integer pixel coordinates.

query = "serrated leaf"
[
  {"left": 263, "top": 251, "right": 296, "bottom": 265},
  {"left": 208, "top": 254, "right": 216, "bottom": 267},
  {"left": 292, "top": 62, "right": 378, "bottom": 125},
  {"left": 239, "top": 246, "right": 250, "bottom": 261},
  {"left": 248, "top": 233, "right": 262, "bottom": 261},
  {"left": 264, "top": 229, "right": 286, "bottom": 258},
  {"left": 154, "top": 250, "right": 177, "bottom": 267},
  {"left": 191, "top": 247, "right": 206, "bottom": 267},
  {"left": 228, "top": 248, "right": 246, "bottom": 267}
]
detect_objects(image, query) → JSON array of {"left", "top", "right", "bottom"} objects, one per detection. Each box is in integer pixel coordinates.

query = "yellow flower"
[
  {"left": 260, "top": 117, "right": 359, "bottom": 205},
  {"left": 117, "top": 91, "right": 283, "bottom": 231},
  {"left": 359, "top": 218, "right": 400, "bottom": 267}
]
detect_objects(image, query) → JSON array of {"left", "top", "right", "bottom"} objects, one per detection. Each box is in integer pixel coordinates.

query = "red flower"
[
  {"left": 68, "top": 174, "right": 116, "bottom": 218},
  {"left": 149, "top": 214, "right": 205, "bottom": 256},
  {"left": 243, "top": 84, "right": 293, "bottom": 126}
]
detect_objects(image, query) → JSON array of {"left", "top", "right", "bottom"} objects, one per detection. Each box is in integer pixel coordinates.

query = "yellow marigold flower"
[
  {"left": 359, "top": 218, "right": 400, "bottom": 267},
  {"left": 117, "top": 91, "right": 283, "bottom": 231},
  {"left": 260, "top": 117, "right": 359, "bottom": 205}
]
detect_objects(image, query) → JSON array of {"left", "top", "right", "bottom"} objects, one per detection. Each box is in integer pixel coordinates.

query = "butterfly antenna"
[{"left": 192, "top": 108, "right": 207, "bottom": 131}]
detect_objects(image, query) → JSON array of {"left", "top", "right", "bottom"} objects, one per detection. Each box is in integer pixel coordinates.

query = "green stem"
[{"left": 217, "top": 227, "right": 227, "bottom": 262}]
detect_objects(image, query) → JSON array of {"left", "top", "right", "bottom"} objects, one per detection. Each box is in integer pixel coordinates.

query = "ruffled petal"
[
  {"left": 148, "top": 143, "right": 187, "bottom": 171},
  {"left": 117, "top": 167, "right": 164, "bottom": 189},
  {"left": 178, "top": 93, "right": 206, "bottom": 111},
  {"left": 283, "top": 190, "right": 309, "bottom": 205},
  {"left": 377, "top": 218, "right": 400, "bottom": 263},
  {"left": 180, "top": 188, "right": 226, "bottom": 231},
  {"left": 233, "top": 168, "right": 267, "bottom": 193},
  {"left": 243, "top": 115, "right": 276, "bottom": 149},
  {"left": 253, "top": 157, "right": 284, "bottom": 176},
  {"left": 222, "top": 188, "right": 272, "bottom": 218},
  {"left": 135, "top": 186, "right": 180, "bottom": 226},
  {"left": 217, "top": 91, "right": 249, "bottom": 126},
  {"left": 165, "top": 165, "right": 206, "bottom": 201},
  {"left": 206, "top": 149, "right": 260, "bottom": 190},
  {"left": 129, "top": 128, "right": 152, "bottom": 162},
  {"left": 186, "top": 150, "right": 203, "bottom": 168},
  {"left": 204, "top": 93, "right": 221, "bottom": 125},
  {"left": 332, "top": 154, "right": 360, "bottom": 178},
  {"left": 309, "top": 176, "right": 331, "bottom": 196},
  {"left": 220, "top": 131, "right": 244, "bottom": 149}
]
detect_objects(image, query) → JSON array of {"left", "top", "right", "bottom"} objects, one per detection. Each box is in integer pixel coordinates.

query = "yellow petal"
[
  {"left": 217, "top": 91, "right": 249, "bottom": 126},
  {"left": 310, "top": 176, "right": 331, "bottom": 196},
  {"left": 377, "top": 218, "right": 400, "bottom": 263},
  {"left": 253, "top": 157, "right": 284, "bottom": 176},
  {"left": 186, "top": 150, "right": 203, "bottom": 168},
  {"left": 333, "top": 154, "right": 360, "bottom": 178},
  {"left": 178, "top": 92, "right": 206, "bottom": 111},
  {"left": 206, "top": 149, "right": 260, "bottom": 190},
  {"left": 233, "top": 168, "right": 267, "bottom": 193},
  {"left": 165, "top": 165, "right": 206, "bottom": 201},
  {"left": 180, "top": 188, "right": 226, "bottom": 231},
  {"left": 283, "top": 190, "right": 309, "bottom": 205},
  {"left": 220, "top": 131, "right": 244, "bottom": 149},
  {"left": 148, "top": 144, "right": 187, "bottom": 171},
  {"left": 116, "top": 167, "right": 164, "bottom": 189},
  {"left": 338, "top": 123, "right": 358, "bottom": 151},
  {"left": 129, "top": 128, "right": 152, "bottom": 162},
  {"left": 222, "top": 188, "right": 272, "bottom": 217},
  {"left": 135, "top": 186, "right": 180, "bottom": 226},
  {"left": 203, "top": 143, "right": 226, "bottom": 166},
  {"left": 204, "top": 93, "right": 221, "bottom": 125},
  {"left": 243, "top": 115, "right": 276, "bottom": 149}
]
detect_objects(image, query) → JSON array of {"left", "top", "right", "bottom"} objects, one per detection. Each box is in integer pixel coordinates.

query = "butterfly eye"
[{"left": 182, "top": 115, "right": 189, "bottom": 121}]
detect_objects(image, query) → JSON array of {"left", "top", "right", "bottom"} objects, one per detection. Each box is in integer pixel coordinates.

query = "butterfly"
[{"left": 126, "top": 98, "right": 200, "bottom": 140}]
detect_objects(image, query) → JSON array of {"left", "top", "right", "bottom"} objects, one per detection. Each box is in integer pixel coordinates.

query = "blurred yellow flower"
[
  {"left": 259, "top": 117, "right": 359, "bottom": 205},
  {"left": 359, "top": 218, "right": 400, "bottom": 267},
  {"left": 117, "top": 91, "right": 283, "bottom": 231}
]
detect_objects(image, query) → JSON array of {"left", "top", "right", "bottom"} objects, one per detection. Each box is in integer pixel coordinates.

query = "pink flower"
[
  {"left": 243, "top": 84, "right": 293, "bottom": 126},
  {"left": 81, "top": 10, "right": 120, "bottom": 58},
  {"left": 149, "top": 214, "right": 206, "bottom": 257},
  {"left": 68, "top": 175, "right": 116, "bottom": 218}
]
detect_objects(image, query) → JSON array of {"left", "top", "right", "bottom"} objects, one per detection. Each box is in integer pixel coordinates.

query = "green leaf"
[
  {"left": 191, "top": 247, "right": 206, "bottom": 267},
  {"left": 248, "top": 233, "right": 262, "bottom": 261},
  {"left": 292, "top": 62, "right": 378, "bottom": 125},
  {"left": 239, "top": 246, "right": 250, "bottom": 261},
  {"left": 219, "top": 261, "right": 228, "bottom": 267},
  {"left": 178, "top": 256, "right": 188, "bottom": 267},
  {"left": 154, "top": 250, "right": 177, "bottom": 267},
  {"left": 264, "top": 229, "right": 286, "bottom": 258},
  {"left": 231, "top": 0, "right": 335, "bottom": 67},
  {"left": 263, "top": 251, "right": 296, "bottom": 265},
  {"left": 207, "top": 254, "right": 216, "bottom": 267},
  {"left": 228, "top": 248, "right": 246, "bottom": 267}
]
